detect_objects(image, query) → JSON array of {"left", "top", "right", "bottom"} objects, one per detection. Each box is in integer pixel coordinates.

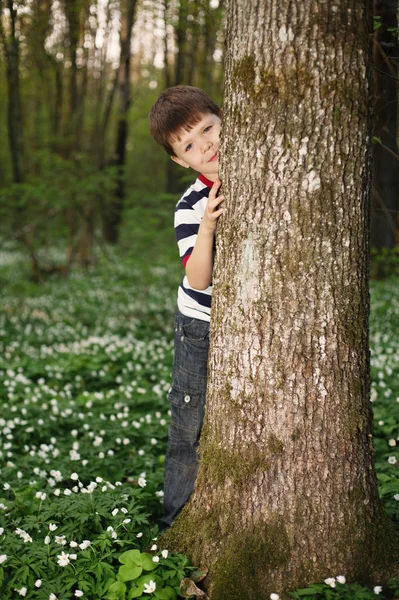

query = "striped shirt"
[{"left": 174, "top": 174, "right": 215, "bottom": 322}]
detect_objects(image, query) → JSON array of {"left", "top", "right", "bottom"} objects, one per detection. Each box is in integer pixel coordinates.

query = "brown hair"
[{"left": 149, "top": 85, "right": 221, "bottom": 156}]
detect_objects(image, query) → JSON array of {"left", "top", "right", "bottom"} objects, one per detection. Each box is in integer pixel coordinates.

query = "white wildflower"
[
  {"left": 16, "top": 587, "right": 27, "bottom": 597},
  {"left": 324, "top": 578, "right": 336, "bottom": 588},
  {"left": 143, "top": 581, "right": 156, "bottom": 594},
  {"left": 0, "top": 554, "right": 7, "bottom": 564},
  {"left": 336, "top": 576, "right": 346, "bottom": 584},
  {"left": 161, "top": 550, "right": 169, "bottom": 558},
  {"left": 374, "top": 586, "right": 382, "bottom": 595},
  {"left": 57, "top": 551, "right": 70, "bottom": 567}
]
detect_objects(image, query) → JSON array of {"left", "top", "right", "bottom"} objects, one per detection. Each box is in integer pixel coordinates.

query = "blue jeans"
[{"left": 160, "top": 309, "right": 210, "bottom": 529}]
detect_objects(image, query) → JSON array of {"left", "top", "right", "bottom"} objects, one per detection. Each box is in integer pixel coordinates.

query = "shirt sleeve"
[{"left": 174, "top": 199, "right": 202, "bottom": 266}]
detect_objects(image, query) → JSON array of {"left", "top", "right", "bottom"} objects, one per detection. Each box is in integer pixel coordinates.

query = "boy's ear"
[{"left": 171, "top": 155, "right": 189, "bottom": 169}]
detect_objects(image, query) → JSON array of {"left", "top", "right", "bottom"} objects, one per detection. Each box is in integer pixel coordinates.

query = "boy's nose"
[{"left": 202, "top": 141, "right": 212, "bottom": 153}]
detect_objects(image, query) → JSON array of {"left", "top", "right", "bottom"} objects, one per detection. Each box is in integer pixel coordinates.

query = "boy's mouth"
[{"left": 208, "top": 151, "right": 218, "bottom": 163}]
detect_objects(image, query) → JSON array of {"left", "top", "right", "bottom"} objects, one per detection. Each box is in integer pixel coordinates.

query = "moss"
[
  {"left": 290, "top": 426, "right": 301, "bottom": 442},
  {"left": 201, "top": 442, "right": 271, "bottom": 486},
  {"left": 211, "top": 517, "right": 291, "bottom": 600},
  {"left": 231, "top": 55, "right": 256, "bottom": 93},
  {"left": 267, "top": 433, "right": 284, "bottom": 455}
]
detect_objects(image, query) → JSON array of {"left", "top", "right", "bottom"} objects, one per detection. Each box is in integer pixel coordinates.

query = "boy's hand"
[{"left": 201, "top": 180, "right": 224, "bottom": 234}]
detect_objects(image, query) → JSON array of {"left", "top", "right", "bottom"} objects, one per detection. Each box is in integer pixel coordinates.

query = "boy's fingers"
[
  {"left": 209, "top": 195, "right": 224, "bottom": 208},
  {"left": 209, "top": 180, "right": 221, "bottom": 198}
]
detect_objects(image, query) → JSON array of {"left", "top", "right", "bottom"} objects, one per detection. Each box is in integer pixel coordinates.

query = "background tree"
[
  {"left": 0, "top": 0, "right": 24, "bottom": 183},
  {"left": 164, "top": 0, "right": 399, "bottom": 597},
  {"left": 103, "top": 0, "right": 138, "bottom": 243},
  {"left": 371, "top": 0, "right": 399, "bottom": 256}
]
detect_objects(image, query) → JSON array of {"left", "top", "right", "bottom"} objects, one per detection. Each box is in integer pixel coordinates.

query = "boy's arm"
[{"left": 185, "top": 181, "right": 224, "bottom": 290}]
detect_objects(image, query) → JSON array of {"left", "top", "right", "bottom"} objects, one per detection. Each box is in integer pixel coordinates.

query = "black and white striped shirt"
[{"left": 174, "top": 174, "right": 214, "bottom": 322}]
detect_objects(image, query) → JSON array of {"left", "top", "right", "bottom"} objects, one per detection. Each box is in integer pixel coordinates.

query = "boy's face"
[{"left": 170, "top": 113, "right": 221, "bottom": 182}]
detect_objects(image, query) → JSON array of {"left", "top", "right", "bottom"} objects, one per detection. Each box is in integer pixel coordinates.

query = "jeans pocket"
[
  {"left": 168, "top": 386, "right": 201, "bottom": 441},
  {"left": 181, "top": 316, "right": 210, "bottom": 343}
]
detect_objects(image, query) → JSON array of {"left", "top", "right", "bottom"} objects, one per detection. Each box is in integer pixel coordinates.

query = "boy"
[{"left": 149, "top": 86, "right": 224, "bottom": 529}]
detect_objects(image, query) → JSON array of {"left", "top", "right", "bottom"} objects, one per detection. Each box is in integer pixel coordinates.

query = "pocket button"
[{"left": 184, "top": 394, "right": 191, "bottom": 404}]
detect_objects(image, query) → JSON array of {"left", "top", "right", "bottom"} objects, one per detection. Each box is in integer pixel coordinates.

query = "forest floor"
[{"left": 0, "top": 199, "right": 398, "bottom": 599}]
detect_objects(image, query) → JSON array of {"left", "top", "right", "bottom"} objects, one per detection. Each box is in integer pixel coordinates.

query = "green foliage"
[
  {"left": 0, "top": 151, "right": 119, "bottom": 236},
  {"left": 289, "top": 577, "right": 398, "bottom": 600},
  {"left": 370, "top": 247, "right": 399, "bottom": 279}
]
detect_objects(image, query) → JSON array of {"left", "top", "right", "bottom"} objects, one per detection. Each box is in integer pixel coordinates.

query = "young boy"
[{"left": 149, "top": 86, "right": 224, "bottom": 529}]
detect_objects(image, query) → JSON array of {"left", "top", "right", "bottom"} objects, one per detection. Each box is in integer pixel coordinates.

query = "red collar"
[{"left": 199, "top": 174, "right": 216, "bottom": 188}]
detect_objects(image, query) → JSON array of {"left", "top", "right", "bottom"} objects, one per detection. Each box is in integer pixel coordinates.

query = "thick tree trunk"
[
  {"left": 164, "top": 0, "right": 398, "bottom": 597},
  {"left": 371, "top": 0, "right": 399, "bottom": 251}
]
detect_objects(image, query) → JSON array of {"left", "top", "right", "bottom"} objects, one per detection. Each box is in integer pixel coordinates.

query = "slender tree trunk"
[
  {"left": 164, "top": 0, "right": 398, "bottom": 596},
  {"left": 0, "top": 0, "right": 24, "bottom": 183},
  {"left": 163, "top": 0, "right": 171, "bottom": 89},
  {"left": 103, "top": 0, "right": 137, "bottom": 243},
  {"left": 174, "top": 0, "right": 188, "bottom": 85},
  {"left": 64, "top": 0, "right": 81, "bottom": 153},
  {"left": 371, "top": 0, "right": 399, "bottom": 252}
]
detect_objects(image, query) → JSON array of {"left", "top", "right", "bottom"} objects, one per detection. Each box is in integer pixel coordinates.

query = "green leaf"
[
  {"left": 107, "top": 580, "right": 127, "bottom": 600},
  {"left": 140, "top": 553, "right": 158, "bottom": 571},
  {"left": 119, "top": 564, "right": 143, "bottom": 582},
  {"left": 119, "top": 550, "right": 142, "bottom": 565},
  {"left": 295, "top": 589, "right": 319, "bottom": 596},
  {"left": 155, "top": 589, "right": 170, "bottom": 600},
  {"left": 163, "top": 587, "right": 177, "bottom": 600},
  {"left": 372, "top": 136, "right": 382, "bottom": 144},
  {"left": 128, "top": 586, "right": 145, "bottom": 599}
]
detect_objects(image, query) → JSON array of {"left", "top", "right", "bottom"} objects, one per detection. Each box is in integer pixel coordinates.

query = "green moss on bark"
[{"left": 211, "top": 517, "right": 291, "bottom": 600}]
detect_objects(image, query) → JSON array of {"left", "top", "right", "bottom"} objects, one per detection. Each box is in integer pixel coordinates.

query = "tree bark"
[
  {"left": 164, "top": 0, "right": 398, "bottom": 596},
  {"left": 371, "top": 0, "right": 399, "bottom": 251}
]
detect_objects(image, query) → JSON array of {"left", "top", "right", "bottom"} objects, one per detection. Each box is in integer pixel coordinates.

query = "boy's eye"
[
  {"left": 185, "top": 143, "right": 193, "bottom": 152},
  {"left": 204, "top": 126, "right": 212, "bottom": 133}
]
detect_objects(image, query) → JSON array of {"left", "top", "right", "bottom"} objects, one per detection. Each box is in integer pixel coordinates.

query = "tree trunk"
[
  {"left": 174, "top": 0, "right": 188, "bottom": 85},
  {"left": 0, "top": 0, "right": 24, "bottom": 183},
  {"left": 64, "top": 0, "right": 80, "bottom": 152},
  {"left": 163, "top": 0, "right": 171, "bottom": 89},
  {"left": 371, "top": 0, "right": 399, "bottom": 251},
  {"left": 103, "top": 0, "right": 137, "bottom": 244},
  {"left": 164, "top": 0, "right": 398, "bottom": 596}
]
